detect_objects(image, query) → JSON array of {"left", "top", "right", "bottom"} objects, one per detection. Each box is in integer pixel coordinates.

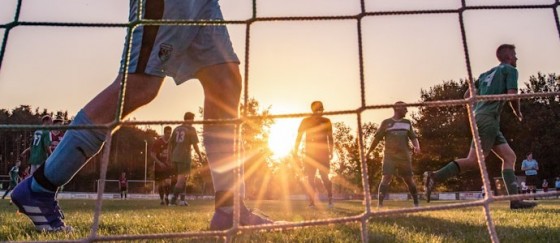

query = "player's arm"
[
  {"left": 21, "top": 147, "right": 30, "bottom": 157},
  {"left": 411, "top": 138, "right": 421, "bottom": 154},
  {"left": 327, "top": 120, "right": 334, "bottom": 159},
  {"left": 507, "top": 89, "right": 522, "bottom": 122},
  {"left": 150, "top": 143, "right": 166, "bottom": 167},
  {"left": 292, "top": 120, "right": 305, "bottom": 156},
  {"left": 193, "top": 143, "right": 203, "bottom": 161},
  {"left": 167, "top": 131, "right": 176, "bottom": 163},
  {"left": 520, "top": 160, "right": 528, "bottom": 171},
  {"left": 409, "top": 122, "right": 420, "bottom": 154},
  {"left": 534, "top": 161, "right": 539, "bottom": 171},
  {"left": 365, "top": 121, "right": 386, "bottom": 158}
]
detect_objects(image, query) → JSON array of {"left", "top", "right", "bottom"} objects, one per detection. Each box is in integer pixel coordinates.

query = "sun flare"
[{"left": 268, "top": 118, "right": 300, "bottom": 159}]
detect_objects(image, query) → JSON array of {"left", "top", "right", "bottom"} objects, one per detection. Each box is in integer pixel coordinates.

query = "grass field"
[{"left": 1, "top": 198, "right": 559, "bottom": 242}]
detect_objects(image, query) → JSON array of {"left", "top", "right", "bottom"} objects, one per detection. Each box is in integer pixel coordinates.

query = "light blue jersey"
[{"left": 521, "top": 159, "right": 538, "bottom": 176}]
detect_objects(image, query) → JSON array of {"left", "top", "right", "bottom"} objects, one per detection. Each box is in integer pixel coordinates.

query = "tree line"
[{"left": 1, "top": 73, "right": 558, "bottom": 197}]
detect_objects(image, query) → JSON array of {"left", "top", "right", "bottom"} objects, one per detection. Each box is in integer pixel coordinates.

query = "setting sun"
[{"left": 268, "top": 118, "right": 301, "bottom": 159}]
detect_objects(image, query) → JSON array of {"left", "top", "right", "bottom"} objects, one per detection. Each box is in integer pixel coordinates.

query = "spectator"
[{"left": 521, "top": 153, "right": 539, "bottom": 195}]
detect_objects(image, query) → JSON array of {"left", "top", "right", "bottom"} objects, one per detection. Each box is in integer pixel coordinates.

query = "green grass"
[{"left": 1, "top": 199, "right": 559, "bottom": 242}]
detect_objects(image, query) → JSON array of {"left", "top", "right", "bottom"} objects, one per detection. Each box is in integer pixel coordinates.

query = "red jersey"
[
  {"left": 49, "top": 131, "right": 64, "bottom": 152},
  {"left": 119, "top": 175, "right": 127, "bottom": 188},
  {"left": 151, "top": 137, "right": 170, "bottom": 171}
]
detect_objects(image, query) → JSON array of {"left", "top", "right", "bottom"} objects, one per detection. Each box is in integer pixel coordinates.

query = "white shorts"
[{"left": 120, "top": 0, "right": 239, "bottom": 84}]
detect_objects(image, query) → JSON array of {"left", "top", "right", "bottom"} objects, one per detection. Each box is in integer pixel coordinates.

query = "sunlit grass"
[{"left": 1, "top": 199, "right": 559, "bottom": 242}]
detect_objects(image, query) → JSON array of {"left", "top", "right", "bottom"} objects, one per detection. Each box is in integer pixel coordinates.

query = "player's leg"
[
  {"left": 1, "top": 184, "right": 14, "bottom": 199},
  {"left": 304, "top": 158, "right": 318, "bottom": 207},
  {"left": 402, "top": 176, "right": 419, "bottom": 207},
  {"left": 492, "top": 143, "right": 536, "bottom": 209},
  {"left": 398, "top": 159, "right": 419, "bottom": 207},
  {"left": 317, "top": 159, "right": 333, "bottom": 207},
  {"left": 199, "top": 64, "right": 274, "bottom": 229},
  {"left": 11, "top": 74, "right": 164, "bottom": 231},
  {"left": 377, "top": 175, "right": 392, "bottom": 208},
  {"left": 424, "top": 115, "right": 497, "bottom": 202}
]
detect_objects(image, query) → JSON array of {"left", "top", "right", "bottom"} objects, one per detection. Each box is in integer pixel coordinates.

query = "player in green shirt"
[
  {"left": 168, "top": 112, "right": 203, "bottom": 206},
  {"left": 423, "top": 44, "right": 536, "bottom": 209},
  {"left": 2, "top": 160, "right": 22, "bottom": 201},
  {"left": 366, "top": 101, "right": 421, "bottom": 208},
  {"left": 21, "top": 115, "right": 52, "bottom": 175}
]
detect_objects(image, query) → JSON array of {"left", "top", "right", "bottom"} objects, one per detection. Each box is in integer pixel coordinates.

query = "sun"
[{"left": 268, "top": 118, "right": 300, "bottom": 159}]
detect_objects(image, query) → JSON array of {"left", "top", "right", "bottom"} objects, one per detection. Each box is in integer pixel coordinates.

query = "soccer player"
[
  {"left": 11, "top": 0, "right": 274, "bottom": 232},
  {"left": 118, "top": 172, "right": 128, "bottom": 200},
  {"left": 423, "top": 44, "right": 536, "bottom": 209},
  {"left": 293, "top": 101, "right": 334, "bottom": 208},
  {"left": 168, "top": 112, "right": 202, "bottom": 206},
  {"left": 1, "top": 160, "right": 21, "bottom": 201},
  {"left": 365, "top": 101, "right": 420, "bottom": 208},
  {"left": 521, "top": 152, "right": 539, "bottom": 195},
  {"left": 20, "top": 115, "right": 52, "bottom": 175},
  {"left": 49, "top": 116, "right": 65, "bottom": 153},
  {"left": 150, "top": 126, "right": 173, "bottom": 205}
]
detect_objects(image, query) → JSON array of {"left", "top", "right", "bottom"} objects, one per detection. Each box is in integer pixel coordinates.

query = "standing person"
[
  {"left": 365, "top": 101, "right": 421, "bottom": 208},
  {"left": 521, "top": 153, "right": 539, "bottom": 195},
  {"left": 19, "top": 165, "right": 31, "bottom": 180},
  {"left": 293, "top": 101, "right": 334, "bottom": 208},
  {"left": 150, "top": 126, "right": 172, "bottom": 205},
  {"left": 20, "top": 115, "right": 52, "bottom": 175},
  {"left": 555, "top": 177, "right": 560, "bottom": 199},
  {"left": 423, "top": 44, "right": 536, "bottom": 209},
  {"left": 541, "top": 179, "right": 548, "bottom": 193},
  {"left": 49, "top": 117, "right": 65, "bottom": 153},
  {"left": 1, "top": 160, "right": 21, "bottom": 201},
  {"left": 168, "top": 112, "right": 203, "bottom": 206},
  {"left": 118, "top": 172, "right": 128, "bottom": 200},
  {"left": 11, "top": 0, "right": 274, "bottom": 232}
]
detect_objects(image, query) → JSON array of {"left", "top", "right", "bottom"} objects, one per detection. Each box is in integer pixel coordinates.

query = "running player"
[
  {"left": 150, "top": 126, "right": 173, "bottom": 205},
  {"left": 168, "top": 112, "right": 202, "bottom": 206},
  {"left": 11, "top": 0, "right": 274, "bottom": 232},
  {"left": 423, "top": 44, "right": 536, "bottom": 209},
  {"left": 293, "top": 101, "right": 334, "bottom": 208},
  {"left": 365, "top": 101, "right": 420, "bottom": 208},
  {"left": 21, "top": 115, "right": 52, "bottom": 175},
  {"left": 1, "top": 160, "right": 21, "bottom": 202}
]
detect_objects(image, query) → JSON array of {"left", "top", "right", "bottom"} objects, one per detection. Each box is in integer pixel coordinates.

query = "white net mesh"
[{"left": 1, "top": 0, "right": 560, "bottom": 242}]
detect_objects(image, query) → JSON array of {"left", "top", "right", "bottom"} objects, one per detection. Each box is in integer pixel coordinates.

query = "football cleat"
[
  {"left": 510, "top": 200, "right": 537, "bottom": 210},
  {"left": 209, "top": 204, "right": 274, "bottom": 230},
  {"left": 11, "top": 178, "right": 72, "bottom": 232},
  {"left": 423, "top": 171, "right": 435, "bottom": 203}
]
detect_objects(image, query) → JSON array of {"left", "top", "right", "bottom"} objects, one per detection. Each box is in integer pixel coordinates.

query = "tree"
[
  {"left": 412, "top": 80, "right": 475, "bottom": 190},
  {"left": 239, "top": 98, "right": 276, "bottom": 199},
  {"left": 503, "top": 73, "right": 560, "bottom": 182},
  {"left": 331, "top": 121, "right": 383, "bottom": 195}
]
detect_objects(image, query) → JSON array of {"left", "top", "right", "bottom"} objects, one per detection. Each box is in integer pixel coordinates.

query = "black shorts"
[{"left": 525, "top": 175, "right": 539, "bottom": 187}]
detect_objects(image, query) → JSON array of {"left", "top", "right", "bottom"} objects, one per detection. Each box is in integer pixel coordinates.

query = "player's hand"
[
  {"left": 517, "top": 112, "right": 523, "bottom": 122},
  {"left": 413, "top": 146, "right": 421, "bottom": 154}
]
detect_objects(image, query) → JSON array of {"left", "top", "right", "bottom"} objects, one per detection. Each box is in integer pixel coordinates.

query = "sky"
[{"left": 1, "top": 0, "right": 559, "bottom": 158}]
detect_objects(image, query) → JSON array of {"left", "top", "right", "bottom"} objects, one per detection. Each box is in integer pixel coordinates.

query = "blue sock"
[{"left": 31, "top": 110, "right": 106, "bottom": 193}]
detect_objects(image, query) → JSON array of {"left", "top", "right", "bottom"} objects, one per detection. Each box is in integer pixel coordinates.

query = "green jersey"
[
  {"left": 29, "top": 130, "right": 51, "bottom": 165},
  {"left": 169, "top": 124, "right": 199, "bottom": 163},
  {"left": 474, "top": 63, "right": 518, "bottom": 116},
  {"left": 9, "top": 165, "right": 19, "bottom": 183},
  {"left": 374, "top": 118, "right": 417, "bottom": 159}
]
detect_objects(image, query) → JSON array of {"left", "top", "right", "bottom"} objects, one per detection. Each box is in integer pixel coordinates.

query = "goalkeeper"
[{"left": 11, "top": 0, "right": 274, "bottom": 232}]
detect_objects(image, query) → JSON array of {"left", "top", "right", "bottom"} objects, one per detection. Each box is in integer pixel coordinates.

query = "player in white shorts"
[{"left": 11, "top": 0, "right": 273, "bottom": 232}]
